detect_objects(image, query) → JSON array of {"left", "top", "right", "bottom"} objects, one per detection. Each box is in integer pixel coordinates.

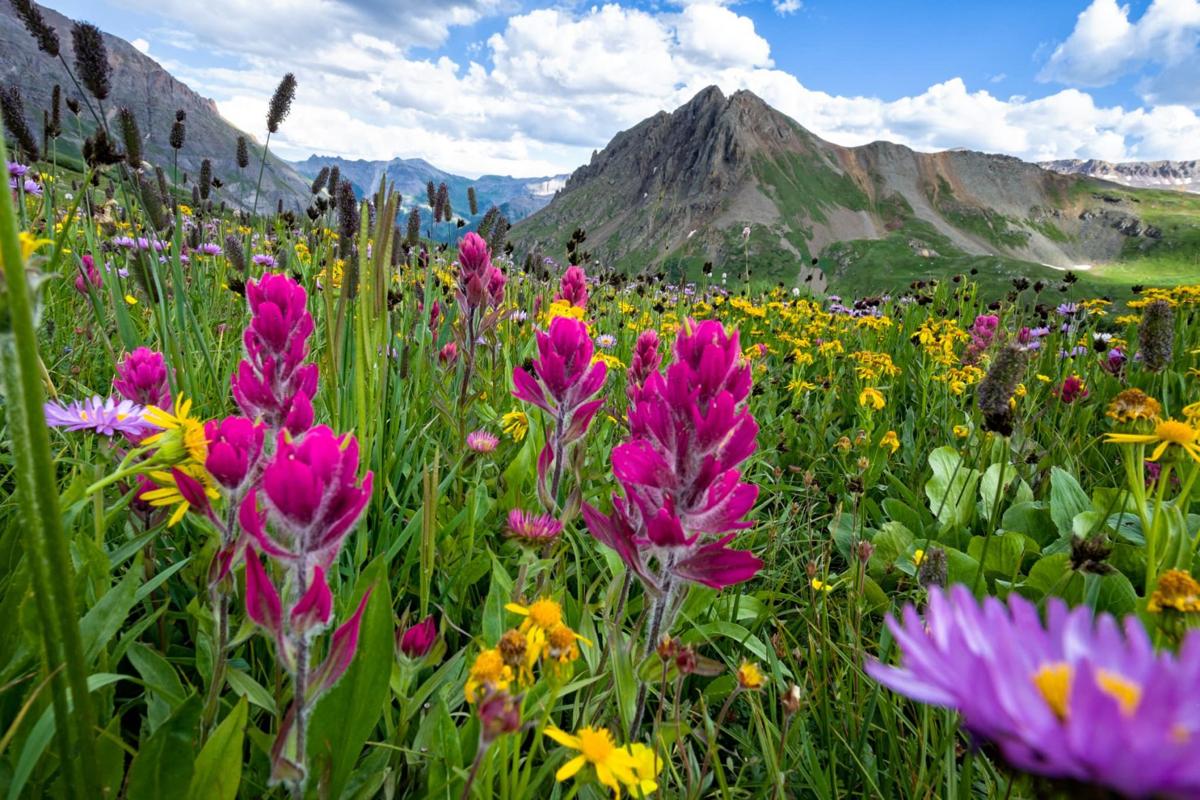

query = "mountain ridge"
[
  {"left": 289, "top": 153, "right": 569, "bottom": 231},
  {"left": 0, "top": 0, "right": 308, "bottom": 209},
  {"left": 511, "top": 86, "right": 1189, "bottom": 291}
]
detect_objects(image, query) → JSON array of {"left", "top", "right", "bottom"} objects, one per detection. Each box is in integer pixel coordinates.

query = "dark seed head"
[
  {"left": 236, "top": 135, "right": 249, "bottom": 169},
  {"left": 0, "top": 84, "right": 40, "bottom": 161},
  {"left": 71, "top": 22, "right": 111, "bottom": 101},
  {"left": 266, "top": 72, "right": 297, "bottom": 133},
  {"left": 11, "top": 0, "right": 60, "bottom": 56},
  {"left": 1138, "top": 299, "right": 1174, "bottom": 373},
  {"left": 118, "top": 107, "right": 142, "bottom": 168}
]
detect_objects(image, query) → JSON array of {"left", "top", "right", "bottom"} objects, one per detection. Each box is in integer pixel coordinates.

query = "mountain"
[
  {"left": 0, "top": 1, "right": 308, "bottom": 209},
  {"left": 290, "top": 154, "right": 568, "bottom": 234},
  {"left": 1040, "top": 159, "right": 1200, "bottom": 194},
  {"left": 512, "top": 86, "right": 1196, "bottom": 292}
]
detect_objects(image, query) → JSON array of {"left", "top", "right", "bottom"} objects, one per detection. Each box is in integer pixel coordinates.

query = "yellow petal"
[
  {"left": 168, "top": 503, "right": 188, "bottom": 526},
  {"left": 543, "top": 727, "right": 579, "bottom": 748},
  {"left": 555, "top": 755, "right": 586, "bottom": 783},
  {"left": 504, "top": 603, "right": 530, "bottom": 616}
]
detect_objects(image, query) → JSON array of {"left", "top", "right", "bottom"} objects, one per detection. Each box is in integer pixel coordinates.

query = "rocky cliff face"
[
  {"left": 512, "top": 86, "right": 1173, "bottom": 283},
  {"left": 0, "top": 1, "right": 308, "bottom": 209},
  {"left": 1040, "top": 159, "right": 1200, "bottom": 194}
]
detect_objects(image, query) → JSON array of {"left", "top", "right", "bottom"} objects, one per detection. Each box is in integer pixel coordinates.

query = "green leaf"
[
  {"left": 481, "top": 551, "right": 514, "bottom": 644},
  {"left": 7, "top": 673, "right": 128, "bottom": 800},
  {"left": 127, "top": 642, "right": 187, "bottom": 736},
  {"left": 226, "top": 668, "right": 277, "bottom": 715},
  {"left": 881, "top": 498, "right": 925, "bottom": 539},
  {"left": 126, "top": 694, "right": 202, "bottom": 800},
  {"left": 186, "top": 697, "right": 247, "bottom": 800},
  {"left": 1019, "top": 553, "right": 1072, "bottom": 601},
  {"left": 79, "top": 558, "right": 144, "bottom": 665},
  {"left": 924, "top": 446, "right": 979, "bottom": 529},
  {"left": 412, "top": 694, "right": 462, "bottom": 799},
  {"left": 1050, "top": 467, "right": 1090, "bottom": 538},
  {"left": 1094, "top": 572, "right": 1137, "bottom": 617},
  {"left": 1001, "top": 501, "right": 1057, "bottom": 547},
  {"left": 979, "top": 463, "right": 1031, "bottom": 522},
  {"left": 869, "top": 520, "right": 913, "bottom": 572},
  {"left": 306, "top": 557, "right": 394, "bottom": 800},
  {"left": 967, "top": 532, "right": 1026, "bottom": 579}
]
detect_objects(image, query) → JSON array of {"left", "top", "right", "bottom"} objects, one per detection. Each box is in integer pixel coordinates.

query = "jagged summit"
[{"left": 513, "top": 86, "right": 1171, "bottom": 284}]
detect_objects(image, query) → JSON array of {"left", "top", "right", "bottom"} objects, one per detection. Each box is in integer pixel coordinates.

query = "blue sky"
[{"left": 44, "top": 0, "right": 1200, "bottom": 177}]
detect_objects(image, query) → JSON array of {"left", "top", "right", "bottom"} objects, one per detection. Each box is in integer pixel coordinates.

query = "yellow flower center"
[
  {"left": 577, "top": 727, "right": 615, "bottom": 764},
  {"left": 1032, "top": 662, "right": 1071, "bottom": 719},
  {"left": 528, "top": 598, "right": 563, "bottom": 630},
  {"left": 1156, "top": 420, "right": 1197, "bottom": 446},
  {"left": 471, "top": 649, "right": 505, "bottom": 682},
  {"left": 1033, "top": 662, "right": 1142, "bottom": 719},
  {"left": 1149, "top": 569, "right": 1200, "bottom": 613},
  {"left": 183, "top": 419, "right": 209, "bottom": 463},
  {"left": 1096, "top": 669, "right": 1141, "bottom": 715}
]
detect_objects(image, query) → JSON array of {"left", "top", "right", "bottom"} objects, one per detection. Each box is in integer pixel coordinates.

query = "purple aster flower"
[
  {"left": 7, "top": 162, "right": 28, "bottom": 178},
  {"left": 596, "top": 334, "right": 616, "bottom": 349},
  {"left": 866, "top": 585, "right": 1200, "bottom": 798},
  {"left": 44, "top": 396, "right": 157, "bottom": 437},
  {"left": 112, "top": 236, "right": 137, "bottom": 250},
  {"left": 22, "top": 178, "right": 41, "bottom": 197},
  {"left": 252, "top": 254, "right": 277, "bottom": 268},
  {"left": 197, "top": 242, "right": 222, "bottom": 256}
]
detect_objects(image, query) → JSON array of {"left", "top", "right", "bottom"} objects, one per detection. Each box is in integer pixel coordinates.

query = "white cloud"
[
  {"left": 132, "top": 1, "right": 1200, "bottom": 176},
  {"left": 131, "top": 37, "right": 150, "bottom": 53},
  {"left": 1041, "top": 0, "right": 1200, "bottom": 107},
  {"left": 772, "top": 0, "right": 802, "bottom": 16}
]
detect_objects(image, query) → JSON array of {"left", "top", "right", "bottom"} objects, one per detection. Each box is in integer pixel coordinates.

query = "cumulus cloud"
[
  {"left": 1041, "top": 0, "right": 1200, "bottom": 107},
  {"left": 132, "top": 0, "right": 1200, "bottom": 176},
  {"left": 772, "top": 0, "right": 802, "bottom": 16}
]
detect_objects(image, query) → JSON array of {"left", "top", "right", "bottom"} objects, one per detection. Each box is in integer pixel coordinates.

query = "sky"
[{"left": 44, "top": 0, "right": 1200, "bottom": 178}]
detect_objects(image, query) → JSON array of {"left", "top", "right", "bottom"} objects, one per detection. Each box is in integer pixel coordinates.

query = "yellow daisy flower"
[
  {"left": 1105, "top": 419, "right": 1200, "bottom": 463},
  {"left": 544, "top": 726, "right": 648, "bottom": 799}
]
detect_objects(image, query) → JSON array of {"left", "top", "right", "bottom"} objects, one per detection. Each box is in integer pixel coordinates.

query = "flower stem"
[{"left": 0, "top": 130, "right": 103, "bottom": 794}]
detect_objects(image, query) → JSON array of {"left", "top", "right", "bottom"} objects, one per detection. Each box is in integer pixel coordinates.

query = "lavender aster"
[
  {"left": 866, "top": 585, "right": 1200, "bottom": 798},
  {"left": 44, "top": 396, "right": 157, "bottom": 437}
]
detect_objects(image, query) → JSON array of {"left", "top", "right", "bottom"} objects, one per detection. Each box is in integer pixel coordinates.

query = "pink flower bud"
[
  {"left": 113, "top": 347, "right": 171, "bottom": 408},
  {"left": 205, "top": 416, "right": 264, "bottom": 491},
  {"left": 397, "top": 615, "right": 437, "bottom": 659},
  {"left": 290, "top": 565, "right": 333, "bottom": 636},
  {"left": 555, "top": 265, "right": 588, "bottom": 309},
  {"left": 74, "top": 254, "right": 101, "bottom": 296},
  {"left": 245, "top": 548, "right": 283, "bottom": 640}
]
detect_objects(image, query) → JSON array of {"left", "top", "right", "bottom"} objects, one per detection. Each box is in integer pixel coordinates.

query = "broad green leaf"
[
  {"left": 869, "top": 520, "right": 914, "bottom": 573},
  {"left": 307, "top": 556, "right": 394, "bottom": 800},
  {"left": 128, "top": 642, "right": 187, "bottom": 736},
  {"left": 1001, "top": 502, "right": 1057, "bottom": 547},
  {"left": 1050, "top": 467, "right": 1090, "bottom": 538},
  {"left": 126, "top": 694, "right": 202, "bottom": 800},
  {"left": 186, "top": 697, "right": 247, "bottom": 800},
  {"left": 413, "top": 694, "right": 461, "bottom": 799},
  {"left": 80, "top": 558, "right": 144, "bottom": 665},
  {"left": 1094, "top": 572, "right": 1137, "bottom": 617},
  {"left": 967, "top": 532, "right": 1025, "bottom": 579},
  {"left": 924, "top": 447, "right": 979, "bottom": 529},
  {"left": 226, "top": 669, "right": 277, "bottom": 715}
]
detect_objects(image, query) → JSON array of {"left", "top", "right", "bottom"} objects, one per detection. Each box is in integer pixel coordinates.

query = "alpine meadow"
[{"left": 5, "top": 1, "right": 1200, "bottom": 799}]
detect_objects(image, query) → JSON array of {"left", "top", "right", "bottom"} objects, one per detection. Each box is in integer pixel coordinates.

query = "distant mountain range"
[
  {"left": 289, "top": 154, "right": 568, "bottom": 235},
  {"left": 0, "top": 1, "right": 308, "bottom": 209},
  {"left": 1040, "top": 159, "right": 1200, "bottom": 194},
  {"left": 511, "top": 86, "right": 1196, "bottom": 292}
]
